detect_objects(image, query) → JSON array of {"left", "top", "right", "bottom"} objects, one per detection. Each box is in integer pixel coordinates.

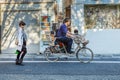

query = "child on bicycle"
[
  {"left": 50, "top": 31, "right": 56, "bottom": 46},
  {"left": 74, "top": 29, "right": 89, "bottom": 46},
  {"left": 49, "top": 31, "right": 59, "bottom": 53}
]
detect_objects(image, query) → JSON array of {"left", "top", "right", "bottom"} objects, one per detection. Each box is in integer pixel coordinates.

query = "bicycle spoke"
[
  {"left": 76, "top": 48, "right": 93, "bottom": 63},
  {"left": 44, "top": 48, "right": 59, "bottom": 62}
]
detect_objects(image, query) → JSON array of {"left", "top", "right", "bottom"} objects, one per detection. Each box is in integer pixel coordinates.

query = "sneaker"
[
  {"left": 19, "top": 59, "right": 23, "bottom": 64},
  {"left": 69, "top": 51, "right": 74, "bottom": 54},
  {"left": 15, "top": 59, "right": 20, "bottom": 65}
]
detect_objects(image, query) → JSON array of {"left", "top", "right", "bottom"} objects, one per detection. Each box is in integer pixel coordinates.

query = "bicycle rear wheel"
[
  {"left": 44, "top": 48, "right": 59, "bottom": 62},
  {"left": 76, "top": 47, "right": 93, "bottom": 63}
]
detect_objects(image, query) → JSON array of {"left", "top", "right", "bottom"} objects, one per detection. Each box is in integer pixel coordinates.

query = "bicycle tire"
[
  {"left": 44, "top": 48, "right": 59, "bottom": 62},
  {"left": 76, "top": 47, "right": 94, "bottom": 63}
]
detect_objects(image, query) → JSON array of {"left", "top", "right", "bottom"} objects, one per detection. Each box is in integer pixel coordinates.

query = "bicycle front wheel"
[
  {"left": 44, "top": 48, "right": 59, "bottom": 62},
  {"left": 76, "top": 47, "right": 93, "bottom": 63}
]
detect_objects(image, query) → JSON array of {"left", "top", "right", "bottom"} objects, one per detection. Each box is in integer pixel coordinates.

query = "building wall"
[
  {"left": 0, "top": 0, "right": 55, "bottom": 54},
  {"left": 57, "top": 0, "right": 63, "bottom": 12},
  {"left": 63, "top": 0, "right": 72, "bottom": 18},
  {"left": 71, "top": 0, "right": 120, "bottom": 54}
]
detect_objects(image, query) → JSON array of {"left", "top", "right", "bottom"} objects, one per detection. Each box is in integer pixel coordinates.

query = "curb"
[{"left": 0, "top": 53, "right": 120, "bottom": 59}]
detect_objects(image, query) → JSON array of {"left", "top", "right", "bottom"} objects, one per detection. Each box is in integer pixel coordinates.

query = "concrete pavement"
[
  {"left": 0, "top": 62, "right": 120, "bottom": 80},
  {"left": 0, "top": 53, "right": 120, "bottom": 80}
]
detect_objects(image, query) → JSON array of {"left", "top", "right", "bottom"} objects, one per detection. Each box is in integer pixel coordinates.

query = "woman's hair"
[
  {"left": 63, "top": 18, "right": 70, "bottom": 24},
  {"left": 19, "top": 21, "right": 26, "bottom": 26}
]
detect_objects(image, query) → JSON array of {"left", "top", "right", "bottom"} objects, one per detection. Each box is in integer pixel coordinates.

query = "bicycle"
[{"left": 44, "top": 34, "right": 94, "bottom": 63}]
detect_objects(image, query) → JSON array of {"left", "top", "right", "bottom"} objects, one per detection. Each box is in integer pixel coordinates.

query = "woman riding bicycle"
[{"left": 55, "top": 18, "right": 74, "bottom": 54}]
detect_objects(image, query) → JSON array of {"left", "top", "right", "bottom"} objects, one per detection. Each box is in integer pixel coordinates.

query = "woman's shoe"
[
  {"left": 69, "top": 51, "right": 74, "bottom": 54},
  {"left": 15, "top": 59, "right": 20, "bottom": 65},
  {"left": 19, "top": 59, "right": 23, "bottom": 64}
]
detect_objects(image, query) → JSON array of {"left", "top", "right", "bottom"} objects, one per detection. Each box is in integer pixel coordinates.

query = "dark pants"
[
  {"left": 55, "top": 37, "right": 73, "bottom": 53},
  {"left": 17, "top": 42, "right": 27, "bottom": 60}
]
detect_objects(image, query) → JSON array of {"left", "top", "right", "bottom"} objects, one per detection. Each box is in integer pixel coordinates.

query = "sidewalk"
[{"left": 0, "top": 53, "right": 120, "bottom": 61}]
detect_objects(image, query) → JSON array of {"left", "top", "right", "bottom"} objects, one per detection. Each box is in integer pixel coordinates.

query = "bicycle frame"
[
  {"left": 45, "top": 33, "right": 84, "bottom": 55},
  {"left": 44, "top": 33, "right": 93, "bottom": 63}
]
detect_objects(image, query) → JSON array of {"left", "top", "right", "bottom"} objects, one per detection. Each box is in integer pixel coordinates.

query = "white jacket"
[{"left": 17, "top": 27, "right": 27, "bottom": 51}]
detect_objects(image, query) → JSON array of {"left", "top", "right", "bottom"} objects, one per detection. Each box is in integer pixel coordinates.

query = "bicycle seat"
[
  {"left": 55, "top": 37, "right": 66, "bottom": 47},
  {"left": 58, "top": 42, "right": 64, "bottom": 47}
]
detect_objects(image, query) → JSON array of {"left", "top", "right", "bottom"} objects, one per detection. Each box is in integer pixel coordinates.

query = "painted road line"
[{"left": 0, "top": 61, "right": 120, "bottom": 63}]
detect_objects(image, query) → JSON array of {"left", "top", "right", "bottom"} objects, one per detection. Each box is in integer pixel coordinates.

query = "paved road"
[{"left": 0, "top": 62, "right": 120, "bottom": 80}]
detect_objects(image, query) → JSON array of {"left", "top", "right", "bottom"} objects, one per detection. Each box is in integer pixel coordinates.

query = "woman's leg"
[
  {"left": 16, "top": 50, "right": 21, "bottom": 65},
  {"left": 67, "top": 38, "right": 73, "bottom": 53},
  {"left": 59, "top": 37, "right": 73, "bottom": 53},
  {"left": 21, "top": 47, "right": 27, "bottom": 59},
  {"left": 19, "top": 46, "right": 27, "bottom": 64},
  {"left": 16, "top": 50, "right": 21, "bottom": 59}
]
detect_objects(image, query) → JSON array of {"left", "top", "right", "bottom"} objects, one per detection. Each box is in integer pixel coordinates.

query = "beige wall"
[{"left": 0, "top": 1, "right": 55, "bottom": 53}]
